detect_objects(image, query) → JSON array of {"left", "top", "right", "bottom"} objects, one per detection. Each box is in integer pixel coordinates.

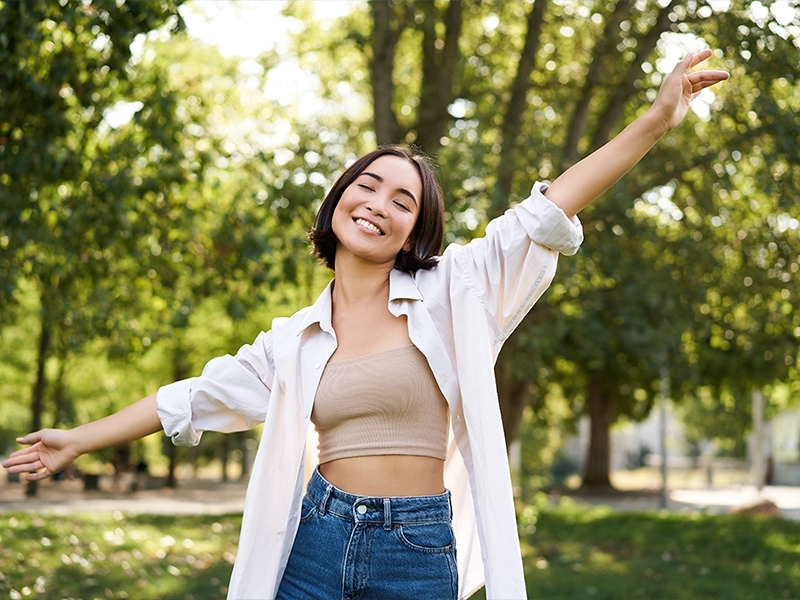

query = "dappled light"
[{"left": 1, "top": 0, "right": 799, "bottom": 597}]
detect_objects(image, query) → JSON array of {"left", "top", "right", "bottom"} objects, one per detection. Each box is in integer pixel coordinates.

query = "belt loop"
[
  {"left": 319, "top": 484, "right": 332, "bottom": 516},
  {"left": 448, "top": 493, "right": 453, "bottom": 520},
  {"left": 383, "top": 498, "right": 392, "bottom": 531}
]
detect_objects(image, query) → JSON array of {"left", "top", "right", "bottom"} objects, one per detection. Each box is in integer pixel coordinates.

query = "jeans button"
[{"left": 356, "top": 505, "right": 367, "bottom": 515}]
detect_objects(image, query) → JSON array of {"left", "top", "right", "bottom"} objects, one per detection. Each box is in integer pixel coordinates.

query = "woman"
[{"left": 3, "top": 50, "right": 727, "bottom": 599}]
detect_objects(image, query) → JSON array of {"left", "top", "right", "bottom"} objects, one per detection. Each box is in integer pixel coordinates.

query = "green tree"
[
  {"left": 283, "top": 0, "right": 800, "bottom": 489},
  {"left": 0, "top": 0, "right": 187, "bottom": 495}
]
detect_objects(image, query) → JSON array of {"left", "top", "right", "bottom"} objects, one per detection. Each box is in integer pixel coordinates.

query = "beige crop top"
[{"left": 311, "top": 345, "right": 450, "bottom": 463}]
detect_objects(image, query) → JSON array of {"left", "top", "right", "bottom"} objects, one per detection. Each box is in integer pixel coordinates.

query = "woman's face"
[{"left": 331, "top": 155, "right": 423, "bottom": 269}]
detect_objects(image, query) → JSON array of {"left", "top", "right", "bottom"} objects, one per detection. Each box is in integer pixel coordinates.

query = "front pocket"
[
  {"left": 299, "top": 495, "right": 318, "bottom": 523},
  {"left": 394, "top": 521, "right": 455, "bottom": 554}
]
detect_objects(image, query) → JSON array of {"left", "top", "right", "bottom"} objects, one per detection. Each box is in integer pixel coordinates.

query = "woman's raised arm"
[
  {"left": 1, "top": 393, "right": 162, "bottom": 482},
  {"left": 545, "top": 49, "right": 729, "bottom": 218}
]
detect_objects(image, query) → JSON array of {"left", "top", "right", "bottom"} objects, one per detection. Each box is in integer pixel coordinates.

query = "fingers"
[
  {"left": 689, "top": 70, "right": 730, "bottom": 84},
  {"left": 16, "top": 431, "right": 44, "bottom": 446},
  {"left": 3, "top": 445, "right": 38, "bottom": 463},
  {"left": 688, "top": 70, "right": 730, "bottom": 93},
  {"left": 6, "top": 458, "right": 44, "bottom": 474},
  {"left": 25, "top": 470, "right": 53, "bottom": 482},
  {"left": 689, "top": 48, "right": 713, "bottom": 68},
  {"left": 2, "top": 448, "right": 41, "bottom": 470}
]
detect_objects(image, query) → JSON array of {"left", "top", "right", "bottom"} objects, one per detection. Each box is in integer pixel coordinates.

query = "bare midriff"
[{"left": 319, "top": 455, "right": 445, "bottom": 497}]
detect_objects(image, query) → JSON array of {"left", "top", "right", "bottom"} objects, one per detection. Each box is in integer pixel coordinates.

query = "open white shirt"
[{"left": 157, "top": 182, "right": 583, "bottom": 599}]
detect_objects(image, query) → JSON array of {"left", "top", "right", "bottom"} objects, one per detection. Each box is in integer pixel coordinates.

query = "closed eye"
[
  {"left": 358, "top": 184, "right": 375, "bottom": 192},
  {"left": 394, "top": 200, "right": 411, "bottom": 212}
]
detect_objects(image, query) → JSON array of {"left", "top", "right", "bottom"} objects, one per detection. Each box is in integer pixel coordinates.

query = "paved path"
[
  {"left": 564, "top": 484, "right": 800, "bottom": 520},
  {"left": 0, "top": 476, "right": 248, "bottom": 515},
  {"left": 2, "top": 475, "right": 798, "bottom": 519}
]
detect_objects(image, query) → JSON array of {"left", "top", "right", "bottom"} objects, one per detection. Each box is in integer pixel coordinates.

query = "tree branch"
[
  {"left": 589, "top": 0, "right": 679, "bottom": 150},
  {"left": 494, "top": 0, "right": 548, "bottom": 206},
  {"left": 561, "top": 0, "right": 630, "bottom": 170}
]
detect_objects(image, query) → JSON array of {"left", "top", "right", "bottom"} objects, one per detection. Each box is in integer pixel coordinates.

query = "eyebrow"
[{"left": 361, "top": 171, "right": 418, "bottom": 206}]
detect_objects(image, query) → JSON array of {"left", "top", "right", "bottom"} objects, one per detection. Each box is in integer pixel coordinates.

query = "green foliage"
[
  {"left": 314, "top": 0, "right": 800, "bottom": 481},
  {"left": 2, "top": 0, "right": 799, "bottom": 484}
]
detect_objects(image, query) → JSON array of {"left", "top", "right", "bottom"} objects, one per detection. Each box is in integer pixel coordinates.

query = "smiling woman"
[
  {"left": 3, "top": 50, "right": 728, "bottom": 600},
  {"left": 309, "top": 145, "right": 444, "bottom": 273}
]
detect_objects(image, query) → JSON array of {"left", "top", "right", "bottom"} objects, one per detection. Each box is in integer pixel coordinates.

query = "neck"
[{"left": 332, "top": 254, "right": 393, "bottom": 309}]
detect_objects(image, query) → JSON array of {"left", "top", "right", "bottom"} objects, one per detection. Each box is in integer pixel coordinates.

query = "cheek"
[{"left": 331, "top": 204, "right": 348, "bottom": 235}]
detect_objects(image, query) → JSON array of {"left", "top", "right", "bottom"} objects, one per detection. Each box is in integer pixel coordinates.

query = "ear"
[{"left": 402, "top": 238, "right": 412, "bottom": 253}]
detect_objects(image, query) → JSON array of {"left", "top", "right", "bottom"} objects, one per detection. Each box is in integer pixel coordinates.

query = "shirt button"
[
  {"left": 356, "top": 505, "right": 367, "bottom": 515},
  {"left": 314, "top": 362, "right": 321, "bottom": 369}
]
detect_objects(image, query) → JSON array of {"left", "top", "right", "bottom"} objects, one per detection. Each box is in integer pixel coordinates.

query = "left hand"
[{"left": 650, "top": 49, "right": 729, "bottom": 132}]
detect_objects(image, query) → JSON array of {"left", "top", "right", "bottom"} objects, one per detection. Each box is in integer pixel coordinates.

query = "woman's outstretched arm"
[
  {"left": 1, "top": 393, "right": 162, "bottom": 481},
  {"left": 545, "top": 49, "right": 729, "bottom": 218}
]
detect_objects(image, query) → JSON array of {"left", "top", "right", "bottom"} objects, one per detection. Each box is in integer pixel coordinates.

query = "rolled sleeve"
[
  {"left": 156, "top": 331, "right": 275, "bottom": 447},
  {"left": 516, "top": 182, "right": 584, "bottom": 255},
  {"left": 157, "top": 378, "right": 201, "bottom": 446},
  {"left": 444, "top": 181, "right": 584, "bottom": 338}
]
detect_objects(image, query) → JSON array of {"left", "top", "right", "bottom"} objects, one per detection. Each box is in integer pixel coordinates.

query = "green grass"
[
  {"left": 1, "top": 503, "right": 799, "bottom": 599},
  {"left": 476, "top": 498, "right": 800, "bottom": 600},
  {"left": 0, "top": 512, "right": 241, "bottom": 599}
]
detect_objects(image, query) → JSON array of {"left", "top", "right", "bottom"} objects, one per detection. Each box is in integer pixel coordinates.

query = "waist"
[
  {"left": 307, "top": 467, "right": 452, "bottom": 524},
  {"left": 319, "top": 455, "right": 445, "bottom": 496}
]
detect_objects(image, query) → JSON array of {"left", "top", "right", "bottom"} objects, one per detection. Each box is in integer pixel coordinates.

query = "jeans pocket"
[
  {"left": 394, "top": 521, "right": 455, "bottom": 554},
  {"left": 299, "top": 494, "right": 318, "bottom": 524}
]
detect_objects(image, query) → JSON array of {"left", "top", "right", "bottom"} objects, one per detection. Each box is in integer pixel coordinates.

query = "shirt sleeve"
[
  {"left": 447, "top": 181, "right": 583, "bottom": 339},
  {"left": 156, "top": 330, "right": 275, "bottom": 446}
]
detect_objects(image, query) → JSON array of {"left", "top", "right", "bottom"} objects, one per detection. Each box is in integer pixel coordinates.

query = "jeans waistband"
[{"left": 306, "top": 468, "right": 452, "bottom": 528}]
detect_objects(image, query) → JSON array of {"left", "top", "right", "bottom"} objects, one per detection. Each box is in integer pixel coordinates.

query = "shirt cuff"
[
  {"left": 520, "top": 182, "right": 584, "bottom": 256},
  {"left": 156, "top": 378, "right": 202, "bottom": 446}
]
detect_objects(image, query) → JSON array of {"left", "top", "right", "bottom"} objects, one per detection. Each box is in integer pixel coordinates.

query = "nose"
[{"left": 366, "top": 198, "right": 388, "bottom": 218}]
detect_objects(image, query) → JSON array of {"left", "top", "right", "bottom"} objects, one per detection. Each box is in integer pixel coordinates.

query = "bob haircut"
[{"left": 308, "top": 145, "right": 444, "bottom": 273}]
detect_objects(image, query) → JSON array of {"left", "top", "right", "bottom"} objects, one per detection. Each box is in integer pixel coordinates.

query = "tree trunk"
[
  {"left": 560, "top": 0, "right": 629, "bottom": 169},
  {"left": 165, "top": 334, "right": 191, "bottom": 488},
  {"left": 51, "top": 358, "right": 68, "bottom": 428},
  {"left": 239, "top": 432, "right": 251, "bottom": 480},
  {"left": 370, "top": 0, "right": 402, "bottom": 145},
  {"left": 495, "top": 0, "right": 548, "bottom": 204},
  {"left": 589, "top": 0, "right": 678, "bottom": 150},
  {"left": 26, "top": 294, "right": 52, "bottom": 498},
  {"left": 581, "top": 371, "right": 614, "bottom": 490},
  {"left": 413, "top": 0, "right": 463, "bottom": 152},
  {"left": 495, "top": 349, "right": 531, "bottom": 450},
  {"left": 220, "top": 434, "right": 230, "bottom": 483}
]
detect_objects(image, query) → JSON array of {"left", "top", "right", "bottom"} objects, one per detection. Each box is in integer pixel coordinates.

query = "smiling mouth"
[{"left": 354, "top": 218, "right": 384, "bottom": 235}]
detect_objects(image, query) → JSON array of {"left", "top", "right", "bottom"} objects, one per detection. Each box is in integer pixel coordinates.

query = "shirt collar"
[
  {"left": 297, "top": 280, "right": 334, "bottom": 335},
  {"left": 389, "top": 268, "right": 423, "bottom": 302},
  {"left": 296, "top": 269, "right": 423, "bottom": 336}
]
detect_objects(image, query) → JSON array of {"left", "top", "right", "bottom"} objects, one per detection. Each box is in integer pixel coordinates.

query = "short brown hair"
[{"left": 308, "top": 145, "right": 444, "bottom": 272}]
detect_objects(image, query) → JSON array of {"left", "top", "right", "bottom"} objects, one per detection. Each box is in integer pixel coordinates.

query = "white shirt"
[{"left": 157, "top": 182, "right": 583, "bottom": 600}]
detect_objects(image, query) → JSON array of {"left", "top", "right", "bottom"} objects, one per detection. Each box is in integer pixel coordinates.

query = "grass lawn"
[
  {"left": 0, "top": 512, "right": 241, "bottom": 599},
  {"left": 1, "top": 502, "right": 799, "bottom": 599}
]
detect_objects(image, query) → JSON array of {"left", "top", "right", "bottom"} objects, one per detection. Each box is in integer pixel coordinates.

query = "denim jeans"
[{"left": 276, "top": 468, "right": 458, "bottom": 600}]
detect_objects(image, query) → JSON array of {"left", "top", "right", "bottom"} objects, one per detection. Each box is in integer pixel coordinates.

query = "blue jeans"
[{"left": 276, "top": 468, "right": 458, "bottom": 600}]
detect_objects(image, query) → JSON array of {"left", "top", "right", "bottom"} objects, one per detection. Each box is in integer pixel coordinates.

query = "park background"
[{"left": 1, "top": 0, "right": 799, "bottom": 598}]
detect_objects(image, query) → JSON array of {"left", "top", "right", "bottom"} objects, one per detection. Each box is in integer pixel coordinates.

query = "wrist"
[
  {"left": 69, "top": 424, "right": 93, "bottom": 457},
  {"left": 641, "top": 107, "right": 671, "bottom": 140}
]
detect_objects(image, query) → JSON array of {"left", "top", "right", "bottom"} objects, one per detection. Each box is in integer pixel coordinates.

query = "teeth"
[{"left": 356, "top": 218, "right": 383, "bottom": 235}]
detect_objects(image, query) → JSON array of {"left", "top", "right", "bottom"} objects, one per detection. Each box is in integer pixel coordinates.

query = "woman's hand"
[
  {"left": 650, "top": 49, "right": 729, "bottom": 132},
  {"left": 2, "top": 429, "right": 82, "bottom": 482}
]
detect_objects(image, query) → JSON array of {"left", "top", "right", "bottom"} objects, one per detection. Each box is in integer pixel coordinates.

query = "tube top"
[{"left": 311, "top": 345, "right": 450, "bottom": 463}]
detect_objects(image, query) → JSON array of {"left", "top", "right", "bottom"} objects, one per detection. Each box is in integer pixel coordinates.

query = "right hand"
[{"left": 1, "top": 429, "right": 81, "bottom": 481}]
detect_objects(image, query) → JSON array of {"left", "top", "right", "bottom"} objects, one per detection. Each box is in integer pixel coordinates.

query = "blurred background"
[
  {"left": 2, "top": 1, "right": 800, "bottom": 598},
  {"left": 1, "top": 0, "right": 799, "bottom": 503}
]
